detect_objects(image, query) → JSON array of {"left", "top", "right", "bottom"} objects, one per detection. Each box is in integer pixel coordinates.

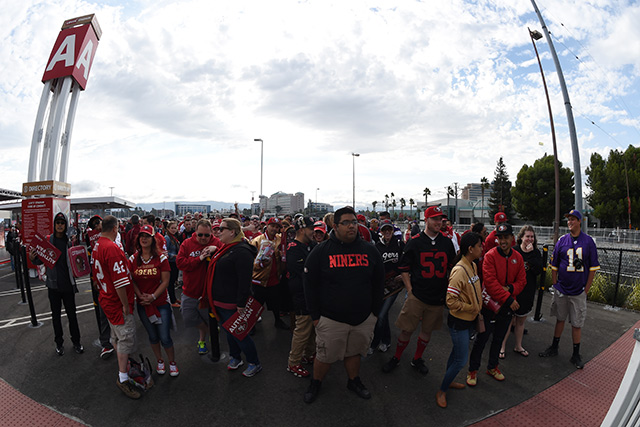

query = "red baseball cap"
[
  {"left": 313, "top": 221, "right": 327, "bottom": 234},
  {"left": 267, "top": 217, "right": 282, "bottom": 227},
  {"left": 139, "top": 225, "right": 155, "bottom": 236},
  {"left": 425, "top": 206, "right": 445, "bottom": 219},
  {"left": 494, "top": 212, "right": 507, "bottom": 223},
  {"left": 211, "top": 221, "right": 221, "bottom": 230},
  {"left": 357, "top": 214, "right": 366, "bottom": 222}
]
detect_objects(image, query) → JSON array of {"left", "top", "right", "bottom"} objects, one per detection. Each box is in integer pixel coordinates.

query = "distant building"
[
  {"left": 259, "top": 191, "right": 305, "bottom": 214},
  {"left": 175, "top": 203, "right": 211, "bottom": 216},
  {"left": 308, "top": 201, "right": 334, "bottom": 214},
  {"left": 461, "top": 182, "right": 493, "bottom": 202}
]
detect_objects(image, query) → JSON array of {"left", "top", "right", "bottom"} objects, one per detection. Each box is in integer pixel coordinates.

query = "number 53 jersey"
[
  {"left": 398, "top": 232, "right": 456, "bottom": 305},
  {"left": 92, "top": 236, "right": 134, "bottom": 325}
]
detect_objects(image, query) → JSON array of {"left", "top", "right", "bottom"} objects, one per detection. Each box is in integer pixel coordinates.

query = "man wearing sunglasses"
[{"left": 176, "top": 219, "right": 221, "bottom": 355}]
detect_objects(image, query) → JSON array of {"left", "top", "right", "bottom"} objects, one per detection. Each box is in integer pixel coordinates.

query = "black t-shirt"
[{"left": 398, "top": 231, "right": 456, "bottom": 305}]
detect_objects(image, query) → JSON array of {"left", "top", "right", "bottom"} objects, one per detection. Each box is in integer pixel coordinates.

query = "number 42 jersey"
[
  {"left": 398, "top": 232, "right": 456, "bottom": 306},
  {"left": 92, "top": 236, "right": 135, "bottom": 325}
]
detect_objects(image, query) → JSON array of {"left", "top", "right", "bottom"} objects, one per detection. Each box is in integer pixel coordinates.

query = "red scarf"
[{"left": 201, "top": 242, "right": 240, "bottom": 310}]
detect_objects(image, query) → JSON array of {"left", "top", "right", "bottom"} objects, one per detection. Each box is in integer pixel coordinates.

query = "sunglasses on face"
[
  {"left": 197, "top": 233, "right": 211, "bottom": 237},
  {"left": 55, "top": 221, "right": 66, "bottom": 225},
  {"left": 219, "top": 227, "right": 230, "bottom": 231},
  {"left": 339, "top": 220, "right": 358, "bottom": 226}
]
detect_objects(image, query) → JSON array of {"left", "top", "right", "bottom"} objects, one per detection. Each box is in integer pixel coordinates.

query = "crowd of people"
[{"left": 27, "top": 205, "right": 599, "bottom": 406}]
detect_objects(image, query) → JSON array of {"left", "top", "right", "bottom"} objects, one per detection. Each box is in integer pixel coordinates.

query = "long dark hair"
[
  {"left": 134, "top": 232, "right": 160, "bottom": 266},
  {"left": 453, "top": 232, "right": 482, "bottom": 264}
]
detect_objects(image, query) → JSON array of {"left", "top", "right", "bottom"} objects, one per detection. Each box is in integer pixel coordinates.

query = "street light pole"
[
  {"left": 352, "top": 153, "right": 360, "bottom": 209},
  {"left": 531, "top": 0, "right": 583, "bottom": 213},
  {"left": 530, "top": 28, "right": 561, "bottom": 244},
  {"left": 254, "top": 139, "right": 263, "bottom": 197}
]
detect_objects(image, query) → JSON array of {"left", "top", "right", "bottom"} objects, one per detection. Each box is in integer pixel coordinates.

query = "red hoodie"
[
  {"left": 482, "top": 246, "right": 527, "bottom": 308},
  {"left": 176, "top": 233, "right": 222, "bottom": 299}
]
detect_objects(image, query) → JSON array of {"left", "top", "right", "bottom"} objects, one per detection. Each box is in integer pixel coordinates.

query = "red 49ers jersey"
[{"left": 92, "top": 236, "right": 134, "bottom": 325}]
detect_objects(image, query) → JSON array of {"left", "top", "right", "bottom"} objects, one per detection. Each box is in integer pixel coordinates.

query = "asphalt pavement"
[{"left": 0, "top": 250, "right": 637, "bottom": 427}]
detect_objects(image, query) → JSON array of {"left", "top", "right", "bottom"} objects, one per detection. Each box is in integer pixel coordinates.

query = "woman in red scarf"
[
  {"left": 205, "top": 218, "right": 260, "bottom": 377},
  {"left": 130, "top": 225, "right": 179, "bottom": 377}
]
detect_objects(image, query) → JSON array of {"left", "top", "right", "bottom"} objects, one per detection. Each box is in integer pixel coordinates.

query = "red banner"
[
  {"left": 29, "top": 233, "right": 61, "bottom": 270},
  {"left": 68, "top": 245, "right": 90, "bottom": 277},
  {"left": 222, "top": 297, "right": 265, "bottom": 341}
]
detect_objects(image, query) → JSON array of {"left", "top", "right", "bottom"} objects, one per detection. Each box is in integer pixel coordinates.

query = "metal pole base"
[{"left": 28, "top": 322, "right": 44, "bottom": 329}]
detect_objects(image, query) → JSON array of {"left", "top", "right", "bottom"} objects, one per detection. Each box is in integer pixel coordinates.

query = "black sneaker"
[
  {"left": 100, "top": 347, "right": 115, "bottom": 360},
  {"left": 347, "top": 376, "right": 371, "bottom": 400},
  {"left": 304, "top": 379, "right": 322, "bottom": 404},
  {"left": 411, "top": 358, "right": 429, "bottom": 375},
  {"left": 56, "top": 345, "right": 64, "bottom": 356},
  {"left": 73, "top": 343, "right": 84, "bottom": 354},
  {"left": 382, "top": 356, "right": 399, "bottom": 373},
  {"left": 539, "top": 346, "right": 559, "bottom": 357},
  {"left": 570, "top": 354, "right": 584, "bottom": 369}
]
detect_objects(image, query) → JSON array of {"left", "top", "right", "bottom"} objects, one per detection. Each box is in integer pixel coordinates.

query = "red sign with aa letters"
[
  {"left": 42, "top": 24, "right": 99, "bottom": 89},
  {"left": 222, "top": 297, "right": 265, "bottom": 341},
  {"left": 29, "top": 233, "right": 61, "bottom": 270}
]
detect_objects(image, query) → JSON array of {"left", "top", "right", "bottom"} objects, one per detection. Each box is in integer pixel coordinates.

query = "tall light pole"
[
  {"left": 109, "top": 186, "right": 114, "bottom": 196},
  {"left": 530, "top": 28, "right": 561, "bottom": 244},
  {"left": 352, "top": 153, "right": 360, "bottom": 209},
  {"left": 531, "top": 0, "right": 583, "bottom": 212},
  {"left": 254, "top": 139, "right": 263, "bottom": 197},
  {"left": 316, "top": 188, "right": 319, "bottom": 205}
]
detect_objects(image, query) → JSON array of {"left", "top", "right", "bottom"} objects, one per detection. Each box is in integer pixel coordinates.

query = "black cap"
[
  {"left": 495, "top": 223, "right": 513, "bottom": 236},
  {"left": 294, "top": 216, "right": 314, "bottom": 231}
]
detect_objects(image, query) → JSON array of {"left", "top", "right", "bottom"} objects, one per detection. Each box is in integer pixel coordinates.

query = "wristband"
[{"left": 152, "top": 294, "right": 156, "bottom": 301}]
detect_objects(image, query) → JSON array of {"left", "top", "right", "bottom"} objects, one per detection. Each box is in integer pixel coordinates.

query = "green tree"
[
  {"left": 586, "top": 145, "right": 640, "bottom": 228},
  {"left": 372, "top": 201, "right": 377, "bottom": 213},
  {"left": 423, "top": 187, "right": 431, "bottom": 207},
  {"left": 409, "top": 198, "right": 415, "bottom": 218},
  {"left": 488, "top": 157, "right": 515, "bottom": 222},
  {"left": 480, "top": 177, "right": 490, "bottom": 221},
  {"left": 512, "top": 154, "right": 574, "bottom": 225}
]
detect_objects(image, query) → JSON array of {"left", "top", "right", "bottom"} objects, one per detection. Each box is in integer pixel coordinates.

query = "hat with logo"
[
  {"left": 564, "top": 209, "right": 582, "bottom": 221},
  {"left": 139, "top": 225, "right": 155, "bottom": 236},
  {"left": 425, "top": 206, "right": 445, "bottom": 219},
  {"left": 294, "top": 216, "right": 314, "bottom": 231},
  {"left": 494, "top": 212, "right": 508, "bottom": 223},
  {"left": 379, "top": 219, "right": 394, "bottom": 230},
  {"left": 313, "top": 221, "right": 327, "bottom": 234},
  {"left": 357, "top": 214, "right": 366, "bottom": 222},
  {"left": 266, "top": 217, "right": 282, "bottom": 227},
  {"left": 495, "top": 223, "right": 513, "bottom": 236},
  {"left": 211, "top": 221, "right": 221, "bottom": 230}
]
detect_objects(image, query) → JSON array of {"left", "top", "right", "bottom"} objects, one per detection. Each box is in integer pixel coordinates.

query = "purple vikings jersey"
[{"left": 551, "top": 232, "right": 600, "bottom": 295}]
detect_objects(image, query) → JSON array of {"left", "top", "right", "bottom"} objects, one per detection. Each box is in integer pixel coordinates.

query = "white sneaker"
[
  {"left": 157, "top": 359, "right": 166, "bottom": 375},
  {"left": 169, "top": 362, "right": 179, "bottom": 377},
  {"left": 378, "top": 343, "right": 390, "bottom": 353}
]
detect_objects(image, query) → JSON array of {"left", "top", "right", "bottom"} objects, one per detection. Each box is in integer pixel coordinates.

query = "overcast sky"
[{"left": 1, "top": 0, "right": 638, "bottom": 211}]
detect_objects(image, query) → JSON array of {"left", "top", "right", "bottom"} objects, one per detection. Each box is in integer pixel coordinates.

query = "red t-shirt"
[
  {"left": 92, "top": 236, "right": 134, "bottom": 325},
  {"left": 128, "top": 252, "right": 170, "bottom": 303}
]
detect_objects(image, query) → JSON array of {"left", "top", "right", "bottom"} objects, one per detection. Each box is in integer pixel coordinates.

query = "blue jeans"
[
  {"left": 137, "top": 303, "right": 173, "bottom": 348},
  {"left": 371, "top": 292, "right": 399, "bottom": 348},
  {"left": 440, "top": 326, "right": 470, "bottom": 392},
  {"left": 217, "top": 307, "right": 260, "bottom": 365}
]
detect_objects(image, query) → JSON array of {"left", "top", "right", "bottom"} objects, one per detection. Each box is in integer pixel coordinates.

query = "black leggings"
[{"left": 48, "top": 288, "right": 81, "bottom": 346}]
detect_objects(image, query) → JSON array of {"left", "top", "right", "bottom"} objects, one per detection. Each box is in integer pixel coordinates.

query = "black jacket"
[
  {"left": 211, "top": 241, "right": 258, "bottom": 307},
  {"left": 287, "top": 239, "right": 312, "bottom": 314},
  {"left": 304, "top": 230, "right": 384, "bottom": 325}
]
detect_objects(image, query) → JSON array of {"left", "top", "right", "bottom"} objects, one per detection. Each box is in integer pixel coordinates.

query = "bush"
[
  {"left": 623, "top": 278, "right": 640, "bottom": 311},
  {"left": 587, "top": 272, "right": 632, "bottom": 307}
]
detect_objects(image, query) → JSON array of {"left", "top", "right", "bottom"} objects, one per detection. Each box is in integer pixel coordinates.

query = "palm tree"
[
  {"left": 391, "top": 199, "right": 397, "bottom": 218},
  {"left": 480, "top": 177, "right": 490, "bottom": 221},
  {"left": 409, "top": 198, "right": 415, "bottom": 218},
  {"left": 372, "top": 200, "right": 377, "bottom": 213},
  {"left": 400, "top": 198, "right": 406, "bottom": 217},
  {"left": 384, "top": 194, "right": 389, "bottom": 211},
  {"left": 446, "top": 186, "right": 454, "bottom": 219},
  {"left": 423, "top": 187, "right": 431, "bottom": 208}
]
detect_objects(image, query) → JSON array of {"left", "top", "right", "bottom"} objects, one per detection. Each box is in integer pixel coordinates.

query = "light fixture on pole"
[
  {"left": 254, "top": 139, "right": 263, "bottom": 197},
  {"left": 351, "top": 153, "right": 360, "bottom": 209},
  {"left": 531, "top": 0, "right": 583, "bottom": 213},
  {"left": 529, "top": 27, "right": 561, "bottom": 244}
]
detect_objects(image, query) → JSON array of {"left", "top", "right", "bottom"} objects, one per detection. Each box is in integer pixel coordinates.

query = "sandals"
[
  {"left": 499, "top": 351, "right": 506, "bottom": 359},
  {"left": 513, "top": 348, "right": 529, "bottom": 357}
]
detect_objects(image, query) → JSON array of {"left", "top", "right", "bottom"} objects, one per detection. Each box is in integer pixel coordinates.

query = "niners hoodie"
[{"left": 304, "top": 230, "right": 384, "bottom": 326}]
